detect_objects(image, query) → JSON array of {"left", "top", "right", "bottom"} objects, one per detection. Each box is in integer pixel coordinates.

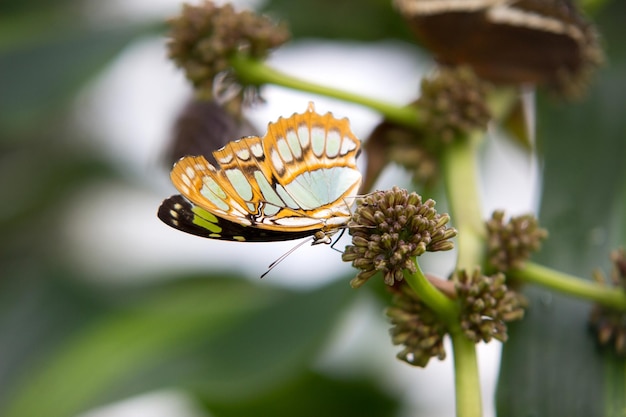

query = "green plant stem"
[
  {"left": 443, "top": 87, "right": 519, "bottom": 270},
  {"left": 442, "top": 131, "right": 486, "bottom": 271},
  {"left": 450, "top": 330, "right": 483, "bottom": 417},
  {"left": 404, "top": 262, "right": 482, "bottom": 417},
  {"left": 511, "top": 262, "right": 626, "bottom": 311},
  {"left": 230, "top": 54, "right": 423, "bottom": 129},
  {"left": 403, "top": 260, "right": 459, "bottom": 326},
  {"left": 441, "top": 129, "right": 492, "bottom": 417},
  {"left": 440, "top": 134, "right": 486, "bottom": 417}
]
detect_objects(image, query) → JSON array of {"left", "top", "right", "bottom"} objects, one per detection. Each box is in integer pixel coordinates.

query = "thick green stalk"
[
  {"left": 443, "top": 132, "right": 486, "bottom": 271},
  {"left": 404, "top": 262, "right": 482, "bottom": 417},
  {"left": 450, "top": 330, "right": 483, "bottom": 417},
  {"left": 511, "top": 262, "right": 626, "bottom": 311},
  {"left": 403, "top": 260, "right": 459, "bottom": 326},
  {"left": 229, "top": 54, "right": 423, "bottom": 129},
  {"left": 441, "top": 130, "right": 489, "bottom": 417}
]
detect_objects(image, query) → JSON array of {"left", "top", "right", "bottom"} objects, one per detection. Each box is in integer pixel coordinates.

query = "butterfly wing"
[
  {"left": 168, "top": 104, "right": 362, "bottom": 234},
  {"left": 158, "top": 195, "right": 318, "bottom": 242},
  {"left": 262, "top": 106, "right": 362, "bottom": 218}
]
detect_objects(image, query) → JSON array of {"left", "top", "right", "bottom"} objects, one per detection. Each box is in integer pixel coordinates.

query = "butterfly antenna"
[{"left": 261, "top": 237, "right": 314, "bottom": 279}]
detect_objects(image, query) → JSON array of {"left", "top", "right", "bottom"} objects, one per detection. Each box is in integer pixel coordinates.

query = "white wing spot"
[
  {"left": 325, "top": 129, "right": 341, "bottom": 157},
  {"left": 325, "top": 216, "right": 351, "bottom": 227},
  {"left": 185, "top": 166, "right": 196, "bottom": 179},
  {"left": 236, "top": 148, "right": 251, "bottom": 160},
  {"left": 271, "top": 149, "right": 284, "bottom": 172},
  {"left": 217, "top": 153, "right": 233, "bottom": 164},
  {"left": 311, "top": 126, "right": 326, "bottom": 157},
  {"left": 275, "top": 217, "right": 322, "bottom": 227},
  {"left": 286, "top": 129, "right": 302, "bottom": 159},
  {"left": 297, "top": 124, "right": 310, "bottom": 148},
  {"left": 340, "top": 137, "right": 357, "bottom": 155},
  {"left": 250, "top": 143, "right": 264, "bottom": 158},
  {"left": 276, "top": 137, "right": 293, "bottom": 162}
]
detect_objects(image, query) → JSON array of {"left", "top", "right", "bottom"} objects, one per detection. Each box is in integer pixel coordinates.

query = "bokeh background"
[{"left": 1, "top": 1, "right": 625, "bottom": 416}]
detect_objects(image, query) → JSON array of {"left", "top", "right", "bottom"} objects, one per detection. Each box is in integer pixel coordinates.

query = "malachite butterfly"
[{"left": 158, "top": 103, "right": 362, "bottom": 244}]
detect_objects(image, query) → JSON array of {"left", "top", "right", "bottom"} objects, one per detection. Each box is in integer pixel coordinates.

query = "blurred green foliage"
[
  {"left": 1, "top": 1, "right": 625, "bottom": 417},
  {"left": 497, "top": 2, "right": 626, "bottom": 415}
]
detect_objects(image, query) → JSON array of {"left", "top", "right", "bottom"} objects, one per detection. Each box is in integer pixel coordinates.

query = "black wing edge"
[
  {"left": 157, "top": 195, "right": 317, "bottom": 242},
  {"left": 157, "top": 195, "right": 220, "bottom": 239}
]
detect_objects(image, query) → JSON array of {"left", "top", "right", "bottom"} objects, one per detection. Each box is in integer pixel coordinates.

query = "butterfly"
[{"left": 158, "top": 103, "right": 362, "bottom": 245}]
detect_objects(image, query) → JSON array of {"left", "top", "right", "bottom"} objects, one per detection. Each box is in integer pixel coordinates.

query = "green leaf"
[
  {"left": 497, "top": 2, "right": 626, "bottom": 416},
  {"left": 200, "top": 371, "right": 399, "bottom": 417},
  {"left": 186, "top": 277, "right": 356, "bottom": 401},
  {"left": 1, "top": 274, "right": 354, "bottom": 417},
  {"left": 0, "top": 266, "right": 111, "bottom": 407},
  {"left": 0, "top": 275, "right": 266, "bottom": 417}
]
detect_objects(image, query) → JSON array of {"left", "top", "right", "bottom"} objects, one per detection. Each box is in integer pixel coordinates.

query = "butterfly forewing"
[{"left": 161, "top": 103, "right": 362, "bottom": 242}]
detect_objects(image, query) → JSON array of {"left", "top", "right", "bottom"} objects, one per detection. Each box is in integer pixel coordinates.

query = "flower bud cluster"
[
  {"left": 486, "top": 210, "right": 548, "bottom": 273},
  {"left": 342, "top": 187, "right": 457, "bottom": 288},
  {"left": 590, "top": 248, "right": 626, "bottom": 356},
  {"left": 454, "top": 269, "right": 527, "bottom": 343},
  {"left": 168, "top": 1, "right": 289, "bottom": 106},
  {"left": 417, "top": 67, "right": 491, "bottom": 143},
  {"left": 386, "top": 283, "right": 447, "bottom": 367}
]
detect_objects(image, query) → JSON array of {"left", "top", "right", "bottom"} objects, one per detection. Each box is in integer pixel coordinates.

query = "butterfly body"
[{"left": 158, "top": 103, "right": 362, "bottom": 243}]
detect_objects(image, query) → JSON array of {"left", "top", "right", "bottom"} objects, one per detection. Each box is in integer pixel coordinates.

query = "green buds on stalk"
[{"left": 342, "top": 187, "right": 457, "bottom": 288}]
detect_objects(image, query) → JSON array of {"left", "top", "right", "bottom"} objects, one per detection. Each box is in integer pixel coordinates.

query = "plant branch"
[
  {"left": 511, "top": 262, "right": 626, "bottom": 310},
  {"left": 403, "top": 259, "right": 459, "bottom": 325},
  {"left": 230, "top": 53, "right": 423, "bottom": 128}
]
